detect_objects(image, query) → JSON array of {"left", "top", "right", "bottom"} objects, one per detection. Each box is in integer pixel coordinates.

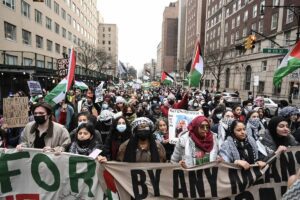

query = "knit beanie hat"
[
  {"left": 116, "top": 96, "right": 126, "bottom": 104},
  {"left": 279, "top": 106, "right": 299, "bottom": 118},
  {"left": 131, "top": 117, "right": 154, "bottom": 132}
]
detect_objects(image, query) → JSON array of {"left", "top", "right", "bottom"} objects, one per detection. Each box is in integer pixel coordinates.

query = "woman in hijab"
[
  {"left": 117, "top": 117, "right": 166, "bottom": 162},
  {"left": 98, "top": 116, "right": 131, "bottom": 162},
  {"left": 262, "top": 116, "right": 298, "bottom": 156},
  {"left": 219, "top": 120, "right": 266, "bottom": 170},
  {"left": 171, "top": 116, "right": 218, "bottom": 168}
]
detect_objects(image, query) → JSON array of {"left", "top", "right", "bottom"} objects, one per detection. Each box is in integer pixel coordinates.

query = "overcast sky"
[{"left": 97, "top": 0, "right": 174, "bottom": 73}]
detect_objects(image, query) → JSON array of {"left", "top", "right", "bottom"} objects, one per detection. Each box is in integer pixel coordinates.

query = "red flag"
[{"left": 66, "top": 48, "right": 76, "bottom": 92}]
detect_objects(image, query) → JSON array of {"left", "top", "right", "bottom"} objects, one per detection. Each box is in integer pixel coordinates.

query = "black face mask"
[
  {"left": 126, "top": 112, "right": 134, "bottom": 116},
  {"left": 169, "top": 100, "right": 175, "bottom": 105},
  {"left": 77, "top": 139, "right": 91, "bottom": 147},
  {"left": 136, "top": 130, "right": 151, "bottom": 141},
  {"left": 34, "top": 115, "right": 47, "bottom": 125}
]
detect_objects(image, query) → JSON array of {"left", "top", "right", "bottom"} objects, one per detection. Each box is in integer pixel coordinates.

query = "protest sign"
[
  {"left": 27, "top": 81, "right": 42, "bottom": 95},
  {"left": 3, "top": 97, "right": 28, "bottom": 128},
  {"left": 0, "top": 148, "right": 105, "bottom": 200},
  {"left": 57, "top": 58, "right": 69, "bottom": 79},
  {"left": 104, "top": 147, "right": 300, "bottom": 199},
  {"left": 95, "top": 81, "right": 105, "bottom": 103},
  {"left": 168, "top": 109, "right": 203, "bottom": 140}
]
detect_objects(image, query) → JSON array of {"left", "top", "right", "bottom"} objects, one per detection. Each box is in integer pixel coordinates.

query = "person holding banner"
[
  {"left": 219, "top": 120, "right": 266, "bottom": 170},
  {"left": 117, "top": 117, "right": 166, "bottom": 162},
  {"left": 262, "top": 116, "right": 298, "bottom": 156},
  {"left": 17, "top": 102, "right": 71, "bottom": 152},
  {"left": 68, "top": 122, "right": 102, "bottom": 156},
  {"left": 171, "top": 116, "right": 218, "bottom": 168}
]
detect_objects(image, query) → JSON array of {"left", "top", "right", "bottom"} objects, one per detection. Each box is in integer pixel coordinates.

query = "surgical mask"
[
  {"left": 116, "top": 124, "right": 127, "bottom": 133},
  {"left": 103, "top": 119, "right": 112, "bottom": 126},
  {"left": 34, "top": 115, "right": 47, "bottom": 125},
  {"left": 249, "top": 118, "right": 260, "bottom": 128},
  {"left": 246, "top": 106, "right": 252, "bottom": 111},
  {"left": 223, "top": 118, "right": 234, "bottom": 127},
  {"left": 193, "top": 103, "right": 199, "bottom": 107},
  {"left": 153, "top": 100, "right": 157, "bottom": 104},
  {"left": 216, "top": 113, "right": 223, "bottom": 119},
  {"left": 78, "top": 121, "right": 87, "bottom": 127}
]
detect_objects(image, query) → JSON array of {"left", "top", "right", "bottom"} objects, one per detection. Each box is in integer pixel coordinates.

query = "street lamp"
[{"left": 260, "top": 4, "right": 300, "bottom": 43}]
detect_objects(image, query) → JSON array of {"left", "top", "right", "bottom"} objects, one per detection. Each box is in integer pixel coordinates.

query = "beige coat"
[{"left": 21, "top": 121, "right": 71, "bottom": 152}]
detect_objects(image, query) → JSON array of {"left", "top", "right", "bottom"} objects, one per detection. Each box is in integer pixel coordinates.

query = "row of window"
[
  {"left": 4, "top": 21, "right": 67, "bottom": 54},
  {"left": 3, "top": 0, "right": 97, "bottom": 45}
]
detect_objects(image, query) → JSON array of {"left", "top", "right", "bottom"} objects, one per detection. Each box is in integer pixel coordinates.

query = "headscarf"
[
  {"left": 268, "top": 116, "right": 290, "bottom": 147},
  {"left": 188, "top": 116, "right": 214, "bottom": 152}
]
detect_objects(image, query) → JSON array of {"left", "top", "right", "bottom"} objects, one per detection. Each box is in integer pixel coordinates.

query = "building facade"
[
  {"left": 161, "top": 2, "right": 179, "bottom": 73},
  {"left": 203, "top": 0, "right": 300, "bottom": 102},
  {"left": 156, "top": 42, "right": 162, "bottom": 79},
  {"left": 98, "top": 23, "right": 118, "bottom": 76},
  {"left": 0, "top": 0, "right": 105, "bottom": 98}
]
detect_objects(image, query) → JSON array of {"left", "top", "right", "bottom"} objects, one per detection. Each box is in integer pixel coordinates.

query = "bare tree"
[{"left": 204, "top": 48, "right": 229, "bottom": 91}]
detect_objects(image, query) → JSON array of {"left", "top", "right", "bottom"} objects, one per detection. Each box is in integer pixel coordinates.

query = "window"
[
  {"left": 21, "top": 0, "right": 30, "bottom": 18},
  {"left": 108, "top": 27, "right": 111, "bottom": 32},
  {"left": 68, "top": 31, "right": 72, "bottom": 41},
  {"left": 258, "top": 81, "right": 265, "bottom": 93},
  {"left": 47, "top": 40, "right": 53, "bottom": 51},
  {"left": 61, "top": 8, "right": 66, "bottom": 20},
  {"left": 242, "top": 27, "right": 247, "bottom": 37},
  {"left": 251, "top": 23, "right": 257, "bottom": 31},
  {"left": 244, "top": 10, "right": 248, "bottom": 22},
  {"left": 273, "top": 0, "right": 279, "bottom": 6},
  {"left": 261, "top": 60, "right": 267, "bottom": 71},
  {"left": 225, "top": 68, "right": 230, "bottom": 88},
  {"left": 36, "top": 35, "right": 43, "bottom": 48},
  {"left": 22, "top": 29, "right": 31, "bottom": 45},
  {"left": 233, "top": 4, "right": 236, "bottom": 12},
  {"left": 236, "top": 15, "right": 240, "bottom": 26},
  {"left": 67, "top": 14, "right": 71, "bottom": 25},
  {"left": 232, "top": 18, "right": 235, "bottom": 29},
  {"left": 253, "top": 5, "right": 257, "bottom": 18},
  {"left": 73, "top": 19, "right": 76, "bottom": 29},
  {"left": 72, "top": 2, "right": 76, "bottom": 12},
  {"left": 36, "top": 60, "right": 44, "bottom": 68},
  {"left": 23, "top": 58, "right": 32, "bottom": 66},
  {"left": 237, "top": 0, "right": 241, "bottom": 9},
  {"left": 55, "top": 43, "right": 60, "bottom": 53},
  {"left": 63, "top": 46, "right": 67, "bottom": 54},
  {"left": 47, "top": 61, "right": 53, "bottom": 69},
  {"left": 73, "top": 35, "right": 77, "bottom": 44},
  {"left": 231, "top": 34, "right": 235, "bottom": 44},
  {"left": 245, "top": 65, "right": 252, "bottom": 90},
  {"left": 54, "top": 22, "right": 60, "bottom": 34},
  {"left": 225, "top": 22, "right": 228, "bottom": 33},
  {"left": 35, "top": 9, "right": 42, "bottom": 24},
  {"left": 271, "top": 13, "right": 278, "bottom": 30},
  {"left": 102, "top": 40, "right": 105, "bottom": 45},
  {"left": 5, "top": 54, "right": 17, "bottom": 65},
  {"left": 285, "top": 31, "right": 291, "bottom": 46},
  {"left": 4, "top": 21, "right": 16, "bottom": 41},
  {"left": 3, "top": 0, "right": 15, "bottom": 9},
  {"left": 46, "top": 17, "right": 52, "bottom": 30},
  {"left": 257, "top": 41, "right": 261, "bottom": 52},
  {"left": 45, "top": 0, "right": 51, "bottom": 9},
  {"left": 286, "top": 7, "right": 294, "bottom": 24},
  {"left": 235, "top": 31, "right": 239, "bottom": 40},
  {"left": 108, "top": 41, "right": 111, "bottom": 45},
  {"left": 62, "top": 27, "right": 66, "bottom": 38},
  {"left": 54, "top": 1, "right": 59, "bottom": 14},
  {"left": 258, "top": 20, "right": 263, "bottom": 33}
]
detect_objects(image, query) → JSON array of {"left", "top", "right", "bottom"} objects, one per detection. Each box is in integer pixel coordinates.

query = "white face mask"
[
  {"left": 116, "top": 124, "right": 127, "bottom": 133},
  {"left": 102, "top": 104, "right": 109, "bottom": 109},
  {"left": 216, "top": 113, "right": 223, "bottom": 119},
  {"left": 246, "top": 106, "right": 253, "bottom": 111}
]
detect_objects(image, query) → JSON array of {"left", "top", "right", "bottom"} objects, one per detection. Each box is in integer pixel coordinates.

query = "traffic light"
[{"left": 244, "top": 35, "right": 256, "bottom": 50}]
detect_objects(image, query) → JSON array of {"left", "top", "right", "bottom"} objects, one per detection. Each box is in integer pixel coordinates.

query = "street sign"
[
  {"left": 263, "top": 48, "right": 288, "bottom": 54},
  {"left": 254, "top": 75, "right": 259, "bottom": 86}
]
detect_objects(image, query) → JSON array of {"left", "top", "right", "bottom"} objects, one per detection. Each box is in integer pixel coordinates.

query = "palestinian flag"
[
  {"left": 188, "top": 41, "right": 203, "bottom": 87},
  {"left": 44, "top": 79, "right": 67, "bottom": 106},
  {"left": 74, "top": 80, "right": 88, "bottom": 90},
  {"left": 161, "top": 71, "right": 174, "bottom": 85},
  {"left": 273, "top": 41, "right": 300, "bottom": 86}
]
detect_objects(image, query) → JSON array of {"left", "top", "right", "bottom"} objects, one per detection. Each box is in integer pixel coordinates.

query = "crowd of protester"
[{"left": 1, "top": 84, "right": 300, "bottom": 197}]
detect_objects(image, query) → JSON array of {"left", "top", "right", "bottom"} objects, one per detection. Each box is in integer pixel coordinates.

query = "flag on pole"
[
  {"left": 74, "top": 80, "right": 88, "bottom": 90},
  {"left": 66, "top": 48, "right": 76, "bottom": 92},
  {"left": 273, "top": 41, "right": 300, "bottom": 87},
  {"left": 161, "top": 71, "right": 174, "bottom": 85},
  {"left": 188, "top": 41, "right": 203, "bottom": 87},
  {"left": 118, "top": 61, "right": 127, "bottom": 75},
  {"left": 44, "top": 79, "right": 67, "bottom": 106}
]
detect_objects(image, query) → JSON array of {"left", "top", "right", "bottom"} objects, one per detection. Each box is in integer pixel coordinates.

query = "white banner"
[{"left": 0, "top": 148, "right": 105, "bottom": 200}]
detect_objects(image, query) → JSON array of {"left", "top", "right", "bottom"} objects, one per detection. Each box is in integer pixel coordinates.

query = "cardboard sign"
[
  {"left": 3, "top": 97, "right": 29, "bottom": 128},
  {"left": 57, "top": 58, "right": 69, "bottom": 78}
]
